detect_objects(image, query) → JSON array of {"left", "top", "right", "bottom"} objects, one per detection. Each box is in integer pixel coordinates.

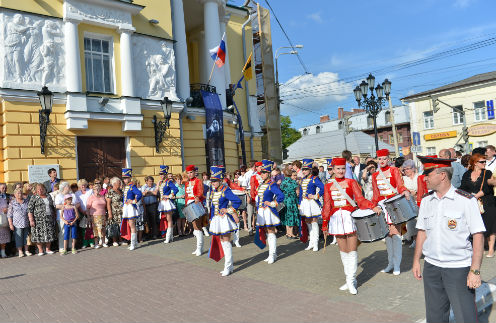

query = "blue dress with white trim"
[
  {"left": 298, "top": 175, "right": 325, "bottom": 218},
  {"left": 158, "top": 179, "right": 179, "bottom": 212},
  {"left": 122, "top": 184, "right": 143, "bottom": 219},
  {"left": 208, "top": 185, "right": 242, "bottom": 235},
  {"left": 256, "top": 180, "right": 285, "bottom": 227}
]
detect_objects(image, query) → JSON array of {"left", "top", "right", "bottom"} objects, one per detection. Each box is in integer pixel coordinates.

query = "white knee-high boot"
[
  {"left": 392, "top": 234, "right": 402, "bottom": 275},
  {"left": 267, "top": 233, "right": 277, "bottom": 264},
  {"left": 233, "top": 223, "right": 241, "bottom": 247},
  {"left": 129, "top": 233, "right": 137, "bottom": 251},
  {"left": 305, "top": 223, "right": 313, "bottom": 250},
  {"left": 192, "top": 230, "right": 203, "bottom": 256},
  {"left": 202, "top": 227, "right": 210, "bottom": 237},
  {"left": 164, "top": 227, "right": 173, "bottom": 243},
  {"left": 339, "top": 251, "right": 349, "bottom": 291},
  {"left": 347, "top": 251, "right": 358, "bottom": 295},
  {"left": 311, "top": 222, "right": 319, "bottom": 251},
  {"left": 221, "top": 241, "right": 233, "bottom": 276},
  {"left": 382, "top": 236, "right": 394, "bottom": 273}
]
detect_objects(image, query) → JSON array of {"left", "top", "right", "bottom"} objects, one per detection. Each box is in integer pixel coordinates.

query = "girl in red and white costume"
[
  {"left": 371, "top": 149, "right": 410, "bottom": 275},
  {"left": 185, "top": 165, "right": 205, "bottom": 256},
  {"left": 322, "top": 158, "right": 375, "bottom": 295}
]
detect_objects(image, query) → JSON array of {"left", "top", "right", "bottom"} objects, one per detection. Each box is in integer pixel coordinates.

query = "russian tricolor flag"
[{"left": 209, "top": 34, "right": 226, "bottom": 68}]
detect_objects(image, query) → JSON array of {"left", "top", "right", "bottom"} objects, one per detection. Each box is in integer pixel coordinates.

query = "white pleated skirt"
[
  {"left": 158, "top": 199, "right": 176, "bottom": 212},
  {"left": 256, "top": 206, "right": 281, "bottom": 227},
  {"left": 328, "top": 209, "right": 356, "bottom": 236},
  {"left": 378, "top": 200, "right": 393, "bottom": 225},
  {"left": 299, "top": 199, "right": 321, "bottom": 218},
  {"left": 122, "top": 204, "right": 139, "bottom": 219},
  {"left": 209, "top": 214, "right": 238, "bottom": 235}
]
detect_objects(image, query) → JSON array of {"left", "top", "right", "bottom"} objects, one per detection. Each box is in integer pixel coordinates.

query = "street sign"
[
  {"left": 412, "top": 132, "right": 420, "bottom": 146},
  {"left": 411, "top": 145, "right": 422, "bottom": 153},
  {"left": 487, "top": 100, "right": 495, "bottom": 120}
]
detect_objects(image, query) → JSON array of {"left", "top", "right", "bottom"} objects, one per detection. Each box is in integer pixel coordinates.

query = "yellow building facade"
[
  {"left": 0, "top": 0, "right": 264, "bottom": 187},
  {"left": 403, "top": 72, "right": 496, "bottom": 157}
]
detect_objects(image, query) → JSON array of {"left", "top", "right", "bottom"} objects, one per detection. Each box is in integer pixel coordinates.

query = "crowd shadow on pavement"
[{"left": 234, "top": 240, "right": 303, "bottom": 272}]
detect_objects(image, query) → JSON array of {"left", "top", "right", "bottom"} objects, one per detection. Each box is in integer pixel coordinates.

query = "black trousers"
[
  {"left": 144, "top": 203, "right": 158, "bottom": 237},
  {"left": 423, "top": 262, "right": 477, "bottom": 323}
]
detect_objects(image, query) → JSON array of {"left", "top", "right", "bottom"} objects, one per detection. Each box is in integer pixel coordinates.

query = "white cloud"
[
  {"left": 279, "top": 72, "right": 352, "bottom": 116},
  {"left": 307, "top": 12, "right": 323, "bottom": 24},
  {"left": 454, "top": 0, "right": 475, "bottom": 8}
]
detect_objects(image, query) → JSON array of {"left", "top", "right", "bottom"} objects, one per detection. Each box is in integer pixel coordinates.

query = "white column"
[
  {"left": 64, "top": 18, "right": 82, "bottom": 92},
  {"left": 220, "top": 14, "right": 231, "bottom": 86},
  {"left": 119, "top": 28, "right": 136, "bottom": 97},
  {"left": 203, "top": 0, "right": 226, "bottom": 108},
  {"left": 171, "top": 0, "right": 190, "bottom": 100}
]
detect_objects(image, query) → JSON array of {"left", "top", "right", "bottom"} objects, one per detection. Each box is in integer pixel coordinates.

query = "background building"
[
  {"left": 402, "top": 71, "right": 496, "bottom": 157},
  {"left": 0, "top": 0, "right": 271, "bottom": 186}
]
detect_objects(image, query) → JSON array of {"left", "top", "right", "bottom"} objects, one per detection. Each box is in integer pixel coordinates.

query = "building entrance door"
[{"left": 77, "top": 137, "right": 125, "bottom": 181}]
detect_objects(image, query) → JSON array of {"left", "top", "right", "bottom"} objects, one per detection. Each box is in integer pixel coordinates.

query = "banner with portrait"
[{"left": 201, "top": 90, "right": 225, "bottom": 169}]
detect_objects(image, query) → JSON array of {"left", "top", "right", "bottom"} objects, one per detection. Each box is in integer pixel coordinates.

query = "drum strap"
[
  {"left": 331, "top": 179, "right": 357, "bottom": 207},
  {"left": 378, "top": 169, "right": 398, "bottom": 195}
]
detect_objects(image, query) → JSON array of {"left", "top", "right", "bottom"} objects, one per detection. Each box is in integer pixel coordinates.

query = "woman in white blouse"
[{"left": 401, "top": 159, "right": 418, "bottom": 248}]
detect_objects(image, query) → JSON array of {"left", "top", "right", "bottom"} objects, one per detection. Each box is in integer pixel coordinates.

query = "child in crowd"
[{"left": 62, "top": 195, "right": 79, "bottom": 255}]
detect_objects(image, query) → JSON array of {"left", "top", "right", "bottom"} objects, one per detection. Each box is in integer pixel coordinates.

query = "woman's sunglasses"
[{"left": 478, "top": 160, "right": 487, "bottom": 164}]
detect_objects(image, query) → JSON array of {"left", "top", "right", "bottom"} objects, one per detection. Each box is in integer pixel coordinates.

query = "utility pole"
[
  {"left": 340, "top": 115, "right": 352, "bottom": 150},
  {"left": 388, "top": 96, "right": 400, "bottom": 157}
]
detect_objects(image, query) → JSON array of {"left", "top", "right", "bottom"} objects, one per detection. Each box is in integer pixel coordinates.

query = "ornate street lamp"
[
  {"left": 152, "top": 96, "right": 173, "bottom": 153},
  {"left": 37, "top": 86, "right": 53, "bottom": 154},
  {"left": 354, "top": 74, "right": 391, "bottom": 153}
]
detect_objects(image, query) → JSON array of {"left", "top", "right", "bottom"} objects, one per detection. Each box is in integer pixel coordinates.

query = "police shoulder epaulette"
[
  {"left": 455, "top": 189, "right": 474, "bottom": 199},
  {"left": 422, "top": 191, "right": 434, "bottom": 199}
]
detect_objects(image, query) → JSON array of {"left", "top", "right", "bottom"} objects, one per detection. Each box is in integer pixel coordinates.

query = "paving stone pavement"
[{"left": 1, "top": 231, "right": 495, "bottom": 323}]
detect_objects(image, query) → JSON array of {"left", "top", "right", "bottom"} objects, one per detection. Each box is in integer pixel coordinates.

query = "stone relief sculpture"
[
  {"left": 132, "top": 35, "right": 177, "bottom": 100},
  {"left": 1, "top": 11, "right": 65, "bottom": 91}
]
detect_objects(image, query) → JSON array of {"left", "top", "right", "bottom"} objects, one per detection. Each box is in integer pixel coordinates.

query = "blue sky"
[{"left": 231, "top": 0, "right": 496, "bottom": 128}]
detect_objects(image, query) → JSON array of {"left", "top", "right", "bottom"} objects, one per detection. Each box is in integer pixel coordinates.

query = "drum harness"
[
  {"left": 378, "top": 169, "right": 398, "bottom": 195},
  {"left": 330, "top": 179, "right": 357, "bottom": 208}
]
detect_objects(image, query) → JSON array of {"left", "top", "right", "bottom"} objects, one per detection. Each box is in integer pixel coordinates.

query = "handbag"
[
  {"left": 106, "top": 222, "right": 120, "bottom": 238},
  {"left": 0, "top": 212, "right": 8, "bottom": 227},
  {"left": 477, "top": 170, "right": 486, "bottom": 214}
]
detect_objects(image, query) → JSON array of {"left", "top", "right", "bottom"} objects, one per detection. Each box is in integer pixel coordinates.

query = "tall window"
[
  {"left": 316, "top": 126, "right": 321, "bottom": 133},
  {"left": 367, "top": 115, "right": 374, "bottom": 128},
  {"left": 385, "top": 111, "right": 391, "bottom": 123},
  {"left": 84, "top": 37, "right": 113, "bottom": 93},
  {"left": 303, "top": 128, "right": 308, "bottom": 136},
  {"left": 423, "top": 111, "right": 434, "bottom": 129},
  {"left": 452, "top": 105, "right": 464, "bottom": 125},
  {"left": 478, "top": 141, "right": 488, "bottom": 148},
  {"left": 427, "top": 147, "right": 436, "bottom": 155},
  {"left": 474, "top": 101, "right": 487, "bottom": 122}
]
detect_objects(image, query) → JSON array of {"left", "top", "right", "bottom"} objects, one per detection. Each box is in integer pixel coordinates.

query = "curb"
[{"left": 416, "top": 277, "right": 496, "bottom": 323}]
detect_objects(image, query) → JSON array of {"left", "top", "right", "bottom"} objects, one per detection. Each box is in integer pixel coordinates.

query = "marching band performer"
[
  {"left": 249, "top": 161, "right": 263, "bottom": 232},
  {"left": 298, "top": 159, "right": 325, "bottom": 251},
  {"left": 208, "top": 166, "right": 242, "bottom": 276},
  {"left": 256, "top": 160, "right": 285, "bottom": 264},
  {"left": 121, "top": 168, "right": 143, "bottom": 251},
  {"left": 322, "top": 158, "right": 375, "bottom": 294},
  {"left": 157, "top": 165, "right": 178, "bottom": 244},
  {"left": 185, "top": 164, "right": 205, "bottom": 256},
  {"left": 371, "top": 149, "right": 411, "bottom": 275},
  {"left": 223, "top": 175, "right": 245, "bottom": 247}
]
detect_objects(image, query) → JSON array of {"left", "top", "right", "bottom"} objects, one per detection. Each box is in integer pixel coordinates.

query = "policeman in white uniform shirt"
[{"left": 413, "top": 156, "right": 485, "bottom": 323}]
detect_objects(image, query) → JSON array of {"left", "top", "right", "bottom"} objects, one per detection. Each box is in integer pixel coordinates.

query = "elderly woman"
[
  {"left": 106, "top": 177, "right": 123, "bottom": 246},
  {"left": 0, "top": 183, "right": 10, "bottom": 257},
  {"left": 76, "top": 179, "right": 93, "bottom": 248},
  {"left": 86, "top": 184, "right": 108, "bottom": 248},
  {"left": 23, "top": 182, "right": 34, "bottom": 202},
  {"left": 8, "top": 188, "right": 31, "bottom": 257},
  {"left": 28, "top": 184, "right": 56, "bottom": 256},
  {"left": 402, "top": 159, "right": 419, "bottom": 248},
  {"left": 55, "top": 182, "right": 80, "bottom": 252},
  {"left": 280, "top": 167, "right": 299, "bottom": 238}
]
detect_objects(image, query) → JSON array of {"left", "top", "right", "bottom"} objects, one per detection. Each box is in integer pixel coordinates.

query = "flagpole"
[{"left": 207, "top": 32, "right": 226, "bottom": 85}]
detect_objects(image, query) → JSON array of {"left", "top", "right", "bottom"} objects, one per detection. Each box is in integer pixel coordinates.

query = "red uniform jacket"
[
  {"left": 371, "top": 166, "right": 408, "bottom": 206},
  {"left": 185, "top": 177, "right": 204, "bottom": 204},
  {"left": 322, "top": 178, "right": 374, "bottom": 231},
  {"left": 224, "top": 178, "right": 245, "bottom": 191},
  {"left": 416, "top": 174, "right": 428, "bottom": 206},
  {"left": 250, "top": 172, "right": 262, "bottom": 201}
]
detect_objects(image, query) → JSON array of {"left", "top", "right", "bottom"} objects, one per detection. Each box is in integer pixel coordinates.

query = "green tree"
[{"left": 281, "top": 115, "right": 301, "bottom": 149}]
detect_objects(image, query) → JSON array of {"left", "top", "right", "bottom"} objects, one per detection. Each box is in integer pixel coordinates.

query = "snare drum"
[
  {"left": 383, "top": 194, "right": 418, "bottom": 225},
  {"left": 182, "top": 202, "right": 206, "bottom": 223},
  {"left": 351, "top": 209, "right": 389, "bottom": 242},
  {"left": 232, "top": 190, "right": 247, "bottom": 210}
]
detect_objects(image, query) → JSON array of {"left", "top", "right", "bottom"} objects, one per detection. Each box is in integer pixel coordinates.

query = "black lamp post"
[
  {"left": 37, "top": 86, "right": 53, "bottom": 154},
  {"left": 152, "top": 96, "right": 173, "bottom": 153},
  {"left": 354, "top": 74, "right": 391, "bottom": 153}
]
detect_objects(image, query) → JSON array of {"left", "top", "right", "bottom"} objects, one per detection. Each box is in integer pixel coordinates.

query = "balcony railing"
[{"left": 190, "top": 83, "right": 216, "bottom": 108}]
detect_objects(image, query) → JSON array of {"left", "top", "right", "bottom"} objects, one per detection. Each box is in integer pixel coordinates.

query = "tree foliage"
[{"left": 281, "top": 115, "right": 301, "bottom": 149}]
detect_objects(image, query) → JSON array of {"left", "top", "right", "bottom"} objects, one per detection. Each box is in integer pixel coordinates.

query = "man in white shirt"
[
  {"left": 243, "top": 161, "right": 256, "bottom": 232},
  {"left": 413, "top": 156, "right": 485, "bottom": 323},
  {"left": 485, "top": 145, "right": 496, "bottom": 173}
]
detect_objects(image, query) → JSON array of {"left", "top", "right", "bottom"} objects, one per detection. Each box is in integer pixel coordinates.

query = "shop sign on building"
[
  {"left": 424, "top": 131, "right": 458, "bottom": 141},
  {"left": 468, "top": 123, "right": 496, "bottom": 137}
]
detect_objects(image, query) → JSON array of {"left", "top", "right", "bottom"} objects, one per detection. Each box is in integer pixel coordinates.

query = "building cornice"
[{"left": 402, "top": 79, "right": 496, "bottom": 103}]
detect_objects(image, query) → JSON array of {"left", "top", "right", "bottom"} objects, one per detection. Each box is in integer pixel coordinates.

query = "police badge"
[{"left": 448, "top": 219, "right": 457, "bottom": 230}]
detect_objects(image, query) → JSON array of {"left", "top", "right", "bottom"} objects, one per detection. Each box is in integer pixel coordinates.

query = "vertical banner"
[
  {"left": 487, "top": 100, "right": 494, "bottom": 120},
  {"left": 201, "top": 90, "right": 225, "bottom": 168}
]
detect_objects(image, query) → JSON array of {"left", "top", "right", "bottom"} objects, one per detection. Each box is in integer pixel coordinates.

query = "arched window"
[
  {"left": 303, "top": 128, "right": 308, "bottom": 135},
  {"left": 316, "top": 126, "right": 321, "bottom": 133}
]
